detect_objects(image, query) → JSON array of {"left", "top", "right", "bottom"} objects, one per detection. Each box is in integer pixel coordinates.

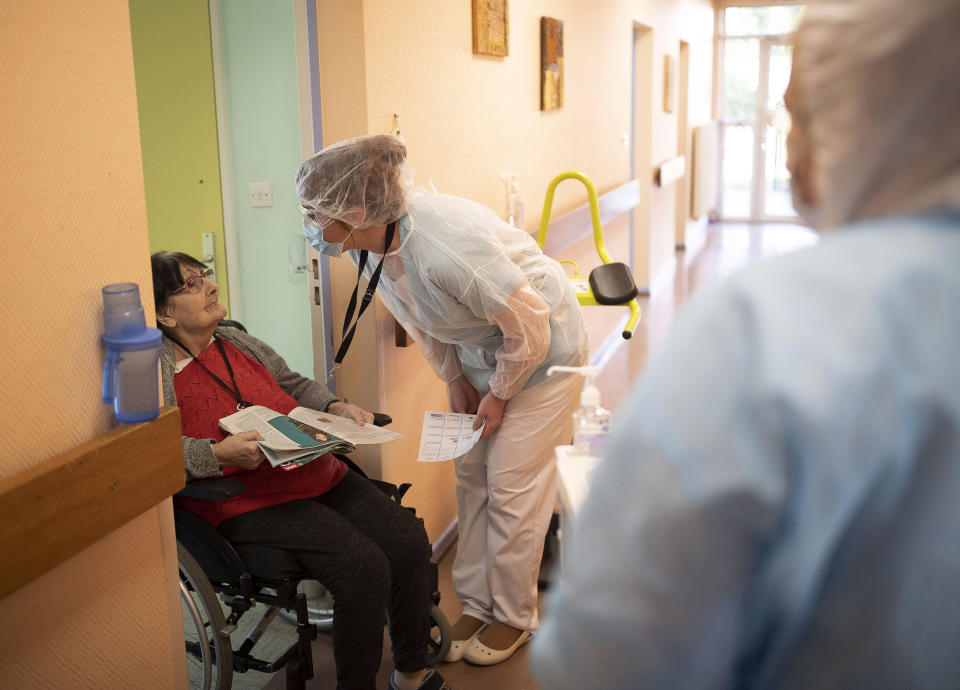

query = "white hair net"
[
  {"left": 296, "top": 134, "right": 415, "bottom": 231},
  {"left": 793, "top": 0, "right": 960, "bottom": 228}
]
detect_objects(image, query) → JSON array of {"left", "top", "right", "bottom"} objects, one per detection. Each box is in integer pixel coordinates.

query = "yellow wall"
[
  {"left": 315, "top": 0, "right": 714, "bottom": 540},
  {"left": 129, "top": 0, "right": 231, "bottom": 313},
  {"left": 0, "top": 1, "right": 185, "bottom": 687}
]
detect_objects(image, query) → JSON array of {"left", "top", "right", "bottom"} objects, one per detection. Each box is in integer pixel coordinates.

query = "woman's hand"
[
  {"left": 212, "top": 431, "right": 265, "bottom": 470},
  {"left": 474, "top": 391, "right": 506, "bottom": 439},
  {"left": 448, "top": 375, "right": 480, "bottom": 415},
  {"left": 328, "top": 401, "right": 374, "bottom": 426}
]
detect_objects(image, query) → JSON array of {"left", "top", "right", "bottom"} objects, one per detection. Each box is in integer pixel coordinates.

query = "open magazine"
[{"left": 219, "top": 405, "right": 403, "bottom": 470}]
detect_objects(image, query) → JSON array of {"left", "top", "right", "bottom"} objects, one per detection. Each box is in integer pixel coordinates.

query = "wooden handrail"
[{"left": 0, "top": 406, "right": 184, "bottom": 599}]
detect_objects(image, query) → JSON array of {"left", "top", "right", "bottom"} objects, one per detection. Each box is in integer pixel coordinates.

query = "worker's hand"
[
  {"left": 212, "top": 431, "right": 265, "bottom": 470},
  {"left": 475, "top": 391, "right": 506, "bottom": 439},
  {"left": 328, "top": 401, "right": 374, "bottom": 426},
  {"left": 447, "top": 374, "right": 480, "bottom": 415}
]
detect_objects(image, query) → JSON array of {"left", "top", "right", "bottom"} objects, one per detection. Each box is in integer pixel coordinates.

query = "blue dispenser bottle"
[{"left": 101, "top": 283, "right": 163, "bottom": 423}]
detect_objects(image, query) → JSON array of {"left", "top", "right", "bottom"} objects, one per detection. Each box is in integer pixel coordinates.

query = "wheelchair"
[{"left": 176, "top": 425, "right": 452, "bottom": 689}]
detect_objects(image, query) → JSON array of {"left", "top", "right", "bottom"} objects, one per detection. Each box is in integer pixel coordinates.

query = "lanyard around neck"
[
  {"left": 327, "top": 220, "right": 397, "bottom": 384},
  {"left": 168, "top": 332, "right": 253, "bottom": 410}
]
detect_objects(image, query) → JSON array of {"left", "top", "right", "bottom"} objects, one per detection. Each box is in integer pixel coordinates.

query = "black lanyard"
[
  {"left": 328, "top": 221, "right": 397, "bottom": 383},
  {"left": 168, "top": 332, "right": 253, "bottom": 410}
]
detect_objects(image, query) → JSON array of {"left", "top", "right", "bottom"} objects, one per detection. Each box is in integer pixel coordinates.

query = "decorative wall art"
[
  {"left": 540, "top": 16, "right": 563, "bottom": 111},
  {"left": 472, "top": 0, "right": 509, "bottom": 57}
]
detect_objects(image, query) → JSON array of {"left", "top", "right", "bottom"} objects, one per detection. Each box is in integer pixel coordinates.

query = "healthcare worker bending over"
[
  {"left": 532, "top": 1, "right": 960, "bottom": 688},
  {"left": 297, "top": 135, "right": 588, "bottom": 666}
]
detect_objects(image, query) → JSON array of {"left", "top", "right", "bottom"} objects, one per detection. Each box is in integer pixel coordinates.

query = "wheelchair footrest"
[{"left": 588, "top": 262, "right": 638, "bottom": 305}]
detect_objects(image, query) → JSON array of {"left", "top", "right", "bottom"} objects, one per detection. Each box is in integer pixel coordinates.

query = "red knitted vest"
[{"left": 173, "top": 338, "right": 347, "bottom": 526}]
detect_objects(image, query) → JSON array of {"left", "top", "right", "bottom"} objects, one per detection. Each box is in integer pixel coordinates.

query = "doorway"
[
  {"left": 128, "top": 0, "right": 326, "bottom": 377},
  {"left": 717, "top": 3, "right": 804, "bottom": 221}
]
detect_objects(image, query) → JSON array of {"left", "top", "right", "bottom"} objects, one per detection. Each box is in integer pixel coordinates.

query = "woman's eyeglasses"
[{"left": 170, "top": 269, "right": 214, "bottom": 296}]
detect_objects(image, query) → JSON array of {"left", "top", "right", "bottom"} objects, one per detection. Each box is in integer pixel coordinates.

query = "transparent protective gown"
[{"left": 309, "top": 191, "right": 588, "bottom": 400}]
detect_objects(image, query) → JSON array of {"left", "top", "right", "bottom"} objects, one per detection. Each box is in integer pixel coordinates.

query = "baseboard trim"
[
  {"left": 589, "top": 314, "right": 630, "bottom": 370},
  {"left": 682, "top": 217, "right": 709, "bottom": 265},
  {"left": 432, "top": 517, "right": 459, "bottom": 562},
  {"left": 650, "top": 253, "right": 678, "bottom": 297}
]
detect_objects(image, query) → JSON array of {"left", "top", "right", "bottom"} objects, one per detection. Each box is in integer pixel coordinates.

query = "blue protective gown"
[{"left": 531, "top": 213, "right": 960, "bottom": 689}]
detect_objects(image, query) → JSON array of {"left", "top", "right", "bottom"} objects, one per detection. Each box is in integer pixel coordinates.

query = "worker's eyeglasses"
[
  {"left": 299, "top": 203, "right": 335, "bottom": 232},
  {"left": 170, "top": 269, "right": 214, "bottom": 296}
]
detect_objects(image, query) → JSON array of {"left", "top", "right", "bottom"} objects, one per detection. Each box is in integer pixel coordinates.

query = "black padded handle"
[
  {"left": 372, "top": 412, "right": 392, "bottom": 427},
  {"left": 177, "top": 478, "right": 247, "bottom": 500}
]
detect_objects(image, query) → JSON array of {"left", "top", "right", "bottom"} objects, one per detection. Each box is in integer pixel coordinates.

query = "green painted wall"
[
  {"left": 129, "top": 0, "right": 231, "bottom": 313},
  {"left": 219, "top": 0, "right": 313, "bottom": 375}
]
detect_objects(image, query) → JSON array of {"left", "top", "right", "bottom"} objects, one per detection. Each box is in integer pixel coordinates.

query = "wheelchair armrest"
[
  {"left": 177, "top": 477, "right": 247, "bottom": 500},
  {"left": 372, "top": 412, "right": 392, "bottom": 427}
]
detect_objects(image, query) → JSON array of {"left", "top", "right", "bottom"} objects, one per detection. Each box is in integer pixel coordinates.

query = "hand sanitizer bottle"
[
  {"left": 501, "top": 172, "right": 525, "bottom": 228},
  {"left": 547, "top": 365, "right": 612, "bottom": 457}
]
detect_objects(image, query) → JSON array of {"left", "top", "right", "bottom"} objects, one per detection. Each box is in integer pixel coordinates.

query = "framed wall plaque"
[
  {"left": 472, "top": 0, "right": 509, "bottom": 57},
  {"left": 540, "top": 16, "right": 563, "bottom": 111}
]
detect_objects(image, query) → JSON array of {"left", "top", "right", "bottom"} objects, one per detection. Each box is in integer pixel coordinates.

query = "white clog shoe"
[
  {"left": 463, "top": 630, "right": 531, "bottom": 666},
  {"left": 443, "top": 624, "right": 487, "bottom": 663}
]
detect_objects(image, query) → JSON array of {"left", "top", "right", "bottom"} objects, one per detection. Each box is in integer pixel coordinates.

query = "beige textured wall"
[
  {"left": 314, "top": 0, "right": 713, "bottom": 541},
  {"left": 0, "top": 1, "right": 185, "bottom": 686}
]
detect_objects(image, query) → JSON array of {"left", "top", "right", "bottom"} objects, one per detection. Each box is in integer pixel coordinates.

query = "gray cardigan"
[{"left": 161, "top": 326, "right": 338, "bottom": 480}]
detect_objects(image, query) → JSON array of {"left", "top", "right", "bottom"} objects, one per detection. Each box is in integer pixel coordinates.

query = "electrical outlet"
[{"left": 248, "top": 182, "right": 272, "bottom": 207}]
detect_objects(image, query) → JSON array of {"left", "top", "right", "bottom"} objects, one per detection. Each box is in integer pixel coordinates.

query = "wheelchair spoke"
[
  {"left": 181, "top": 580, "right": 214, "bottom": 690},
  {"left": 178, "top": 543, "right": 233, "bottom": 690}
]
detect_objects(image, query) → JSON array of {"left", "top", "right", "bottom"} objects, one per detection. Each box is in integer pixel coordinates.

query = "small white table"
[
  {"left": 555, "top": 445, "right": 602, "bottom": 515},
  {"left": 555, "top": 445, "right": 602, "bottom": 569}
]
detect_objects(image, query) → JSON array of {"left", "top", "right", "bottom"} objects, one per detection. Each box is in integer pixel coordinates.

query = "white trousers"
[{"left": 452, "top": 372, "right": 583, "bottom": 632}]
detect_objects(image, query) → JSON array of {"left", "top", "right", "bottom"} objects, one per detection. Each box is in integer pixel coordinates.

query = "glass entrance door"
[
  {"left": 718, "top": 4, "right": 804, "bottom": 221},
  {"left": 760, "top": 41, "right": 794, "bottom": 218}
]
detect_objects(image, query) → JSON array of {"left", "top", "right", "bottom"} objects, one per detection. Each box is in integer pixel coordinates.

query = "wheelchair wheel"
[
  {"left": 178, "top": 542, "right": 233, "bottom": 690},
  {"left": 278, "top": 579, "right": 335, "bottom": 632},
  {"left": 426, "top": 604, "right": 452, "bottom": 666}
]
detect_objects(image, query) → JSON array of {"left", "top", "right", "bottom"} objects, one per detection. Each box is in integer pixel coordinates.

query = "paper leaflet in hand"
[
  {"left": 220, "top": 406, "right": 401, "bottom": 470},
  {"left": 416, "top": 411, "right": 486, "bottom": 462}
]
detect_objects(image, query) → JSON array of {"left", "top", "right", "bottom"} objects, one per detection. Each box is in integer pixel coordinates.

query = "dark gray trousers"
[{"left": 218, "top": 469, "right": 431, "bottom": 690}]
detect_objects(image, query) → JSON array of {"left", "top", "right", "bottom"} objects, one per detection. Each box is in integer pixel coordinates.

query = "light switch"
[{"left": 248, "top": 182, "right": 272, "bottom": 207}]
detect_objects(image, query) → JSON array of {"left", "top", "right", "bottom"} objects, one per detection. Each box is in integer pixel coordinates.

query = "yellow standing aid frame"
[{"left": 538, "top": 171, "right": 642, "bottom": 339}]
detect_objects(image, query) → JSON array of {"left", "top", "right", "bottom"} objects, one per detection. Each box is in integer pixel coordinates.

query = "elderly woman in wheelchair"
[{"left": 153, "top": 251, "right": 450, "bottom": 690}]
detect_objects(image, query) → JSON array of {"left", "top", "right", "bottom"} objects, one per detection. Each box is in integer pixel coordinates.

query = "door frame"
[
  {"left": 294, "top": 0, "right": 334, "bottom": 386},
  {"left": 208, "top": 0, "right": 242, "bottom": 319}
]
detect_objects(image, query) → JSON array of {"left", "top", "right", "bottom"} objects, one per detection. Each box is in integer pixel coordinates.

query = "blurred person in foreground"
[{"left": 531, "top": 0, "right": 960, "bottom": 688}]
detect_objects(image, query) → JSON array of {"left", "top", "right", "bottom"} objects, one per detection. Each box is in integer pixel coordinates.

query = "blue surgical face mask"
[{"left": 304, "top": 219, "right": 355, "bottom": 258}]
